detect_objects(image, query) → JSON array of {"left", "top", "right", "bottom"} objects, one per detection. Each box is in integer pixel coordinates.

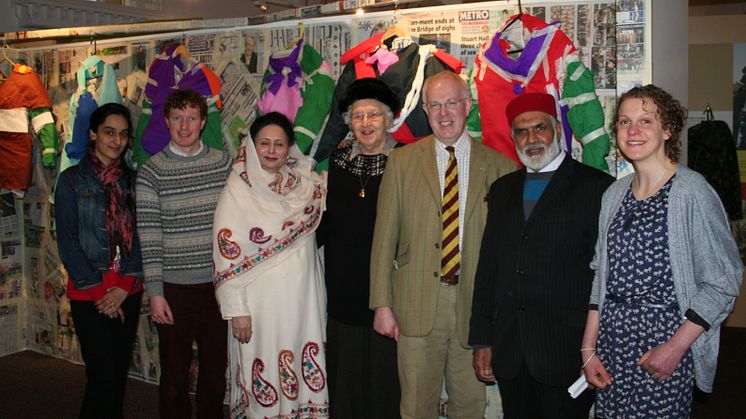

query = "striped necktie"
[{"left": 441, "top": 146, "right": 460, "bottom": 281}]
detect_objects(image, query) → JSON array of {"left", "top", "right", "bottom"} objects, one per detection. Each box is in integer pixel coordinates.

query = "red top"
[{"left": 66, "top": 270, "right": 142, "bottom": 301}]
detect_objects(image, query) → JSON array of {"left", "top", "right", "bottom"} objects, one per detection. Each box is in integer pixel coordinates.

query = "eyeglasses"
[
  {"left": 512, "top": 123, "right": 551, "bottom": 140},
  {"left": 423, "top": 97, "right": 468, "bottom": 112},
  {"left": 350, "top": 110, "right": 385, "bottom": 122}
]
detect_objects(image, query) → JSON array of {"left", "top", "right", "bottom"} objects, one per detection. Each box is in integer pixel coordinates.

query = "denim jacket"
[{"left": 55, "top": 155, "right": 143, "bottom": 292}]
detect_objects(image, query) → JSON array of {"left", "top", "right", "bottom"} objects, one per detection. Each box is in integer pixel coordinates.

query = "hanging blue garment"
[
  {"left": 59, "top": 55, "right": 123, "bottom": 172},
  {"left": 65, "top": 92, "right": 98, "bottom": 160}
]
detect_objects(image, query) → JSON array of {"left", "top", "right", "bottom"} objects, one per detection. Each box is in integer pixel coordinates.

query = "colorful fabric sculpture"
[
  {"left": 0, "top": 64, "right": 58, "bottom": 191},
  {"left": 59, "top": 55, "right": 123, "bottom": 176},
  {"left": 471, "top": 14, "right": 610, "bottom": 171},
  {"left": 131, "top": 47, "right": 223, "bottom": 168},
  {"left": 315, "top": 35, "right": 464, "bottom": 169},
  {"left": 257, "top": 39, "right": 335, "bottom": 164}
]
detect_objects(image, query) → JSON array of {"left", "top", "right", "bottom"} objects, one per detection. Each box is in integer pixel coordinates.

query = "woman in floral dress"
[{"left": 581, "top": 85, "right": 742, "bottom": 418}]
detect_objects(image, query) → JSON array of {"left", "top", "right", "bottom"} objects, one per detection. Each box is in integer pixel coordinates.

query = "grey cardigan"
[{"left": 589, "top": 165, "right": 743, "bottom": 392}]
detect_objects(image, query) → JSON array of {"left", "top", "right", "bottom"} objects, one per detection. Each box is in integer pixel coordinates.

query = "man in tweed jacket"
[{"left": 370, "top": 71, "right": 517, "bottom": 418}]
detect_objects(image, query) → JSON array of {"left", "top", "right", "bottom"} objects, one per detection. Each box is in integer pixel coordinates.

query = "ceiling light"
[
  {"left": 254, "top": 1, "right": 269, "bottom": 12},
  {"left": 355, "top": 7, "right": 365, "bottom": 16}
]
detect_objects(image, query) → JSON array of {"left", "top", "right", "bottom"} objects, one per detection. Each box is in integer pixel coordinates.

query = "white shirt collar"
[
  {"left": 527, "top": 151, "right": 565, "bottom": 173},
  {"left": 435, "top": 131, "right": 470, "bottom": 154},
  {"left": 169, "top": 140, "right": 204, "bottom": 157}
]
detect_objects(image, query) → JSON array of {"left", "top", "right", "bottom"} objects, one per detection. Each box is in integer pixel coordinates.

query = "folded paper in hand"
[{"left": 568, "top": 375, "right": 588, "bottom": 399}]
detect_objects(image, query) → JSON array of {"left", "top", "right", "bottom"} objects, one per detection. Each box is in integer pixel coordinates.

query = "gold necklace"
[{"left": 358, "top": 173, "right": 372, "bottom": 198}]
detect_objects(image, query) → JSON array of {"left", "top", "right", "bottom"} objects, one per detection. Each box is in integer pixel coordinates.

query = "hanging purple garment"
[
  {"left": 140, "top": 48, "right": 217, "bottom": 155},
  {"left": 481, "top": 24, "right": 575, "bottom": 150},
  {"left": 256, "top": 41, "right": 305, "bottom": 122}
]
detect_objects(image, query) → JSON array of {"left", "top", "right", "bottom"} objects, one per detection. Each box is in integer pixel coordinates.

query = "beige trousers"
[{"left": 397, "top": 285, "right": 486, "bottom": 419}]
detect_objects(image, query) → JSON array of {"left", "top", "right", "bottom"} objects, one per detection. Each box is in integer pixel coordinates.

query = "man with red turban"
[{"left": 469, "top": 93, "right": 613, "bottom": 418}]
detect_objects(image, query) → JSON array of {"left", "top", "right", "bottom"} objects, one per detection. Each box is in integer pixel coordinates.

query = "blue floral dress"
[{"left": 596, "top": 178, "right": 694, "bottom": 418}]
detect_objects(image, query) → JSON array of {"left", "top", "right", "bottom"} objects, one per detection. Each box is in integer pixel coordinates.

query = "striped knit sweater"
[{"left": 136, "top": 145, "right": 232, "bottom": 298}]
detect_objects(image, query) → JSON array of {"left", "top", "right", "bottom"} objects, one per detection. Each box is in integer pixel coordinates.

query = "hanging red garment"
[
  {"left": 472, "top": 14, "right": 610, "bottom": 171},
  {"left": 0, "top": 64, "right": 58, "bottom": 191}
]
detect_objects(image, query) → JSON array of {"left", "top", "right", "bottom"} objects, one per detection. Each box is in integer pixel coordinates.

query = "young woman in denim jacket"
[{"left": 55, "top": 103, "right": 144, "bottom": 419}]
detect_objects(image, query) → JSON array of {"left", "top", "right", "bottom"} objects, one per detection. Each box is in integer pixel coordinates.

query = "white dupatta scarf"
[
  {"left": 212, "top": 137, "right": 329, "bottom": 417},
  {"left": 213, "top": 136, "right": 326, "bottom": 315}
]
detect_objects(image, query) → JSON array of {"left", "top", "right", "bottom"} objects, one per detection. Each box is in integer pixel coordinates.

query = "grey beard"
[{"left": 516, "top": 139, "right": 561, "bottom": 171}]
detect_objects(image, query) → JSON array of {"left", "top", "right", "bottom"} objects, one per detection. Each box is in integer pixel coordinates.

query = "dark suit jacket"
[{"left": 469, "top": 155, "right": 613, "bottom": 386}]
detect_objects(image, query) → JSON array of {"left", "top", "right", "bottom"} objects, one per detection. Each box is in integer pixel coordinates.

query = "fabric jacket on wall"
[
  {"left": 257, "top": 39, "right": 335, "bottom": 160},
  {"left": 59, "top": 56, "right": 123, "bottom": 175},
  {"left": 688, "top": 120, "right": 742, "bottom": 220},
  {"left": 315, "top": 38, "right": 464, "bottom": 170},
  {"left": 471, "top": 14, "right": 610, "bottom": 172},
  {"left": 0, "top": 64, "right": 58, "bottom": 190},
  {"left": 131, "top": 48, "right": 223, "bottom": 168}
]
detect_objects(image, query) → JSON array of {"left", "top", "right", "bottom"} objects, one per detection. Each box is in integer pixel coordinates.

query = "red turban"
[{"left": 505, "top": 93, "right": 557, "bottom": 126}]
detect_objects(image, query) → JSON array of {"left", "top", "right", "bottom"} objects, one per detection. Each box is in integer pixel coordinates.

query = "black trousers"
[
  {"left": 71, "top": 292, "right": 142, "bottom": 419},
  {"left": 497, "top": 359, "right": 594, "bottom": 419},
  {"left": 156, "top": 282, "right": 227, "bottom": 419}
]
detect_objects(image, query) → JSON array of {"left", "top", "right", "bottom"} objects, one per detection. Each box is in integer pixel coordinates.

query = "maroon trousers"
[{"left": 156, "top": 282, "right": 227, "bottom": 419}]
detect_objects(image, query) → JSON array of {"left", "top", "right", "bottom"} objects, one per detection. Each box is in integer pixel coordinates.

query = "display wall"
[
  {"left": 0, "top": 0, "right": 652, "bottom": 416},
  {"left": 690, "top": 13, "right": 746, "bottom": 328}
]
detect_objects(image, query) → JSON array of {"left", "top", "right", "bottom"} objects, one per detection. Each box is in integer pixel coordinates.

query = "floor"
[{"left": 0, "top": 327, "right": 744, "bottom": 418}]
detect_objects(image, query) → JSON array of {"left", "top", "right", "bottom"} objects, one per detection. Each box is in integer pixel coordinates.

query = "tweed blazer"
[{"left": 370, "top": 135, "right": 518, "bottom": 347}]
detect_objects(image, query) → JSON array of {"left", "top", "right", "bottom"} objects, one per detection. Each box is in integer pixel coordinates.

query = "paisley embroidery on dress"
[
  {"left": 240, "top": 169, "right": 251, "bottom": 185},
  {"left": 282, "top": 220, "right": 294, "bottom": 230},
  {"left": 236, "top": 146, "right": 252, "bottom": 185},
  {"left": 214, "top": 185, "right": 325, "bottom": 287},
  {"left": 236, "top": 142, "right": 247, "bottom": 163},
  {"left": 301, "top": 341, "right": 326, "bottom": 393},
  {"left": 278, "top": 349, "right": 299, "bottom": 400},
  {"left": 249, "top": 227, "right": 272, "bottom": 244},
  {"left": 269, "top": 168, "right": 300, "bottom": 195},
  {"left": 263, "top": 402, "right": 330, "bottom": 419},
  {"left": 217, "top": 228, "right": 241, "bottom": 260},
  {"left": 313, "top": 185, "right": 323, "bottom": 200},
  {"left": 252, "top": 358, "right": 279, "bottom": 407},
  {"left": 236, "top": 363, "right": 250, "bottom": 409}
]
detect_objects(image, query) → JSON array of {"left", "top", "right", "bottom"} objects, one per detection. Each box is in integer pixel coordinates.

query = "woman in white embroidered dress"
[{"left": 213, "top": 112, "right": 328, "bottom": 418}]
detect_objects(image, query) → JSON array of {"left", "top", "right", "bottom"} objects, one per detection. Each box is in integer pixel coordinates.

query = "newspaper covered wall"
[{"left": 2, "top": 0, "right": 649, "bottom": 411}]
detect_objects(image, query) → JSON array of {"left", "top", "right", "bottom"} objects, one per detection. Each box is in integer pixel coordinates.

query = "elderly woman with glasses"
[{"left": 317, "top": 77, "right": 402, "bottom": 418}]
